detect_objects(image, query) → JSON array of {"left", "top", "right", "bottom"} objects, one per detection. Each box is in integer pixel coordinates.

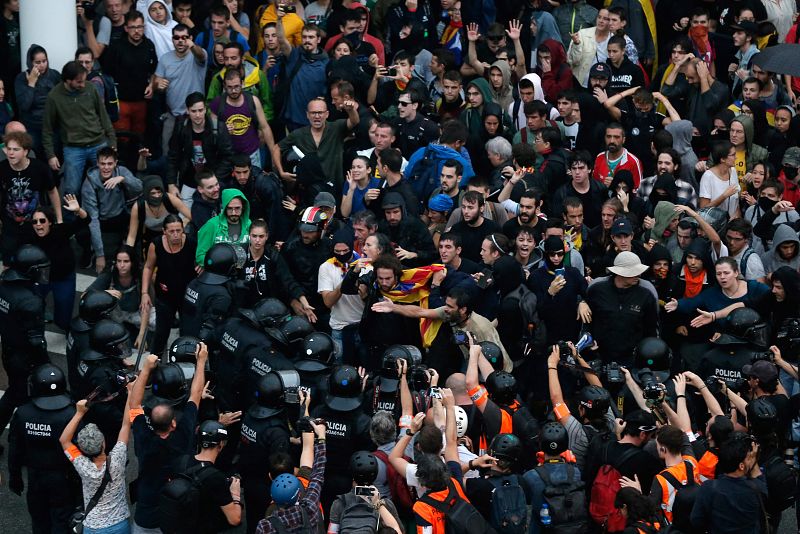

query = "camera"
[
  {"left": 776, "top": 318, "right": 800, "bottom": 361},
  {"left": 80, "top": 1, "right": 96, "bottom": 19},
  {"left": 587, "top": 360, "right": 625, "bottom": 383},
  {"left": 387, "top": 66, "right": 398, "bottom": 77},
  {"left": 750, "top": 350, "right": 775, "bottom": 363},
  {"left": 115, "top": 370, "right": 136, "bottom": 386},
  {"left": 408, "top": 365, "right": 431, "bottom": 391},
  {"left": 358, "top": 268, "right": 376, "bottom": 287},
  {"left": 638, "top": 368, "right": 666, "bottom": 403},
  {"left": 452, "top": 330, "right": 470, "bottom": 346},
  {"left": 281, "top": 4, "right": 296, "bottom": 13},
  {"left": 297, "top": 417, "right": 325, "bottom": 432},
  {"left": 429, "top": 386, "right": 442, "bottom": 399}
]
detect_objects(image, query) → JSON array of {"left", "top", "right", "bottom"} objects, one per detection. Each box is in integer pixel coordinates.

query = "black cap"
[
  {"left": 589, "top": 63, "right": 610, "bottom": 79},
  {"left": 730, "top": 21, "right": 758, "bottom": 35}
]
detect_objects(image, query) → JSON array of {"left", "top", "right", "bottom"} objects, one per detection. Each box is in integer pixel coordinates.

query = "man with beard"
[
  {"left": 551, "top": 150, "right": 607, "bottom": 227},
  {"left": 638, "top": 148, "right": 698, "bottom": 209},
  {"left": 567, "top": 8, "right": 612, "bottom": 87},
  {"left": 592, "top": 123, "right": 643, "bottom": 189},
  {"left": 351, "top": 210, "right": 378, "bottom": 257},
  {"left": 377, "top": 192, "right": 436, "bottom": 268},
  {"left": 190, "top": 171, "right": 222, "bottom": 230},
  {"left": 224, "top": 154, "right": 282, "bottom": 224},
  {"left": 502, "top": 188, "right": 544, "bottom": 242},
  {"left": 195, "top": 189, "right": 251, "bottom": 265},
  {"left": 428, "top": 159, "right": 463, "bottom": 208},
  {"left": 448, "top": 191, "right": 501, "bottom": 263},
  {"left": 596, "top": 217, "right": 650, "bottom": 274},
  {"left": 725, "top": 218, "right": 766, "bottom": 283}
]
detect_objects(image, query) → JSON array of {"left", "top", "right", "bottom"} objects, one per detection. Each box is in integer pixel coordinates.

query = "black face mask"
[
  {"left": 147, "top": 194, "right": 163, "bottom": 207},
  {"left": 333, "top": 251, "right": 352, "bottom": 264},
  {"left": 784, "top": 166, "right": 799, "bottom": 181},
  {"left": 758, "top": 196, "right": 778, "bottom": 212}
]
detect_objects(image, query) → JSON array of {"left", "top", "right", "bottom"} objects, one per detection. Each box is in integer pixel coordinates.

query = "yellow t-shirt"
[
  {"left": 735, "top": 150, "right": 747, "bottom": 189},
  {"left": 259, "top": 7, "right": 303, "bottom": 49}
]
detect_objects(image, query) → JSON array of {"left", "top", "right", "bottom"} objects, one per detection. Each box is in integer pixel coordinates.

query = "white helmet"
[{"left": 454, "top": 406, "right": 468, "bottom": 438}]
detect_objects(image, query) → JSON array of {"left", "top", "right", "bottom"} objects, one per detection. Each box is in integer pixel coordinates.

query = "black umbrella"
[{"left": 751, "top": 44, "right": 800, "bottom": 77}]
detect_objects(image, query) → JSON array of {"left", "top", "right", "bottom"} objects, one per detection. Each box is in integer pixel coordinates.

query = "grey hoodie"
[
  {"left": 665, "top": 120, "right": 699, "bottom": 188},
  {"left": 761, "top": 224, "right": 800, "bottom": 274}
]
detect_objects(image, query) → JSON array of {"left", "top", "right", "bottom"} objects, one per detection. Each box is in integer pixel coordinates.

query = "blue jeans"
[
  {"left": 331, "top": 324, "right": 361, "bottom": 366},
  {"left": 35, "top": 272, "right": 77, "bottom": 331},
  {"left": 63, "top": 142, "right": 107, "bottom": 196},
  {"left": 86, "top": 518, "right": 131, "bottom": 534}
]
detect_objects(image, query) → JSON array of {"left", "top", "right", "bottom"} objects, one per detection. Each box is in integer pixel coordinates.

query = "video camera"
[
  {"left": 638, "top": 368, "right": 666, "bottom": 404},
  {"left": 587, "top": 360, "right": 625, "bottom": 384}
]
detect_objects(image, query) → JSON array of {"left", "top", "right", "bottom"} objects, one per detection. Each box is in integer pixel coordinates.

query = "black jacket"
[
  {"left": 378, "top": 216, "right": 436, "bottom": 268},
  {"left": 280, "top": 235, "right": 332, "bottom": 311},
  {"left": 166, "top": 116, "right": 234, "bottom": 188}
]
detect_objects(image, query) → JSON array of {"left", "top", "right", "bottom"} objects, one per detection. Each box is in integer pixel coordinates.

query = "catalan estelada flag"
[{"left": 380, "top": 264, "right": 446, "bottom": 348}]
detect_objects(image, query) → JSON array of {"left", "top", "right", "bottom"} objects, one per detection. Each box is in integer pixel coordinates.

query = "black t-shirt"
[
  {"left": 449, "top": 218, "right": 501, "bottom": 263},
  {"left": 502, "top": 217, "right": 543, "bottom": 243},
  {"left": 186, "top": 459, "right": 234, "bottom": 534},
  {"left": 0, "top": 158, "right": 56, "bottom": 224}
]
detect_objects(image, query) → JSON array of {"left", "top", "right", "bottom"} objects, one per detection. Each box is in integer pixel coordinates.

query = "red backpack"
[
  {"left": 589, "top": 443, "right": 639, "bottom": 532},
  {"left": 373, "top": 449, "right": 417, "bottom": 511}
]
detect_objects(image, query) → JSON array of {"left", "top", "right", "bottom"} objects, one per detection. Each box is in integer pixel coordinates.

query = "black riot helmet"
[
  {"left": 198, "top": 420, "right": 229, "bottom": 448},
  {"left": 634, "top": 337, "right": 671, "bottom": 371},
  {"left": 479, "top": 341, "right": 505, "bottom": 371},
  {"left": 485, "top": 371, "right": 517, "bottom": 405},
  {"left": 200, "top": 243, "right": 247, "bottom": 283},
  {"left": 350, "top": 451, "right": 379, "bottom": 484},
  {"left": 167, "top": 336, "right": 200, "bottom": 364},
  {"left": 280, "top": 316, "right": 315, "bottom": 348},
  {"left": 88, "top": 319, "right": 131, "bottom": 359},
  {"left": 489, "top": 433, "right": 523, "bottom": 464},
  {"left": 252, "top": 298, "right": 291, "bottom": 328},
  {"left": 28, "top": 363, "right": 71, "bottom": 410},
  {"left": 5, "top": 244, "right": 50, "bottom": 283},
  {"left": 250, "top": 371, "right": 286, "bottom": 418},
  {"left": 540, "top": 422, "right": 569, "bottom": 455},
  {"left": 777, "top": 318, "right": 800, "bottom": 360},
  {"left": 150, "top": 363, "right": 189, "bottom": 406},
  {"left": 715, "top": 308, "right": 770, "bottom": 348},
  {"left": 78, "top": 290, "right": 119, "bottom": 325},
  {"left": 325, "top": 365, "right": 363, "bottom": 411},
  {"left": 296, "top": 333, "right": 336, "bottom": 372},
  {"left": 578, "top": 385, "right": 611, "bottom": 415}
]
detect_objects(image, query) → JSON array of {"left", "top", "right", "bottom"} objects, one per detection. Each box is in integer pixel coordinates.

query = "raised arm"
[
  {"left": 603, "top": 86, "right": 639, "bottom": 122},
  {"left": 684, "top": 371, "right": 724, "bottom": 417},
  {"left": 299, "top": 389, "right": 314, "bottom": 468},
  {"left": 370, "top": 298, "right": 443, "bottom": 319},
  {"left": 397, "top": 358, "right": 413, "bottom": 420},
  {"left": 442, "top": 388, "right": 459, "bottom": 463},
  {"left": 389, "top": 412, "right": 425, "bottom": 475},
  {"left": 129, "top": 354, "right": 159, "bottom": 410},
  {"left": 59, "top": 399, "right": 89, "bottom": 449},
  {"left": 188, "top": 341, "right": 209, "bottom": 406}
]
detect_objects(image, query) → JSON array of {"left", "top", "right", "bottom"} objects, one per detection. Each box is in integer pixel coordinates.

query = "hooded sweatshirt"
[
  {"left": 508, "top": 73, "right": 551, "bottom": 130},
  {"left": 206, "top": 55, "right": 274, "bottom": 121},
  {"left": 536, "top": 39, "right": 574, "bottom": 103},
  {"left": 761, "top": 224, "right": 800, "bottom": 274},
  {"left": 195, "top": 188, "right": 251, "bottom": 265},
  {"left": 652, "top": 200, "right": 680, "bottom": 255},
  {"left": 461, "top": 77, "right": 494, "bottom": 153},
  {"left": 665, "top": 120, "right": 700, "bottom": 188},
  {"left": 322, "top": 2, "right": 386, "bottom": 65},
  {"left": 727, "top": 115, "right": 769, "bottom": 189},
  {"left": 14, "top": 45, "right": 62, "bottom": 131},
  {"left": 489, "top": 60, "right": 514, "bottom": 111},
  {"left": 143, "top": 0, "right": 177, "bottom": 59}
]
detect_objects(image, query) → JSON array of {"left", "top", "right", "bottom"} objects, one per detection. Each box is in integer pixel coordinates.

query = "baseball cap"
[
  {"left": 783, "top": 147, "right": 800, "bottom": 168},
  {"left": 428, "top": 194, "right": 454, "bottom": 213},
  {"left": 610, "top": 218, "right": 633, "bottom": 236},
  {"left": 742, "top": 360, "right": 779, "bottom": 383},
  {"left": 313, "top": 192, "right": 336, "bottom": 209},
  {"left": 543, "top": 235, "right": 565, "bottom": 254},
  {"left": 624, "top": 409, "right": 657, "bottom": 433},
  {"left": 730, "top": 21, "right": 758, "bottom": 35},
  {"left": 589, "top": 63, "right": 610, "bottom": 79}
]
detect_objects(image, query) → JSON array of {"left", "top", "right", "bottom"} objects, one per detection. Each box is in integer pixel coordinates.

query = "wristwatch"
[{"left": 405, "top": 428, "right": 415, "bottom": 437}]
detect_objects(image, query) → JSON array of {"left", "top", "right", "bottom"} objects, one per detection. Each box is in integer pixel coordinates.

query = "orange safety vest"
[
  {"left": 478, "top": 400, "right": 520, "bottom": 454},
  {"left": 412, "top": 478, "right": 470, "bottom": 534},
  {"left": 654, "top": 457, "right": 700, "bottom": 524},
  {"left": 697, "top": 450, "right": 718, "bottom": 480}
]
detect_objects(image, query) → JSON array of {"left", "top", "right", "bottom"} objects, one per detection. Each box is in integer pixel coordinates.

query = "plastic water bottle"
[{"left": 540, "top": 503, "right": 552, "bottom": 526}]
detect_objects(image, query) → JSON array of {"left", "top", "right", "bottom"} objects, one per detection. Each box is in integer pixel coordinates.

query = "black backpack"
[
  {"left": 159, "top": 463, "right": 216, "bottom": 533},
  {"left": 658, "top": 460, "right": 700, "bottom": 531},
  {"left": 534, "top": 463, "right": 589, "bottom": 534},
  {"left": 407, "top": 146, "right": 441, "bottom": 202},
  {"left": 487, "top": 475, "right": 529, "bottom": 534},
  {"left": 419, "top": 479, "right": 498, "bottom": 534},
  {"left": 763, "top": 453, "right": 797, "bottom": 513},
  {"left": 503, "top": 285, "right": 547, "bottom": 359},
  {"left": 336, "top": 492, "right": 379, "bottom": 533},
  {"left": 88, "top": 70, "right": 120, "bottom": 122}
]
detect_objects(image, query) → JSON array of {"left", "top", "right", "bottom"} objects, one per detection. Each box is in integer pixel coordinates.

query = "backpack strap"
[{"left": 609, "top": 444, "right": 640, "bottom": 471}]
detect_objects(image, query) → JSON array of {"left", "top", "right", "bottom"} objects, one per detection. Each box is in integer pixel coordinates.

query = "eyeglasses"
[
  {"left": 173, "top": 35, "right": 189, "bottom": 40},
  {"left": 547, "top": 250, "right": 565, "bottom": 257},
  {"left": 398, "top": 101, "right": 412, "bottom": 107},
  {"left": 307, "top": 111, "right": 327, "bottom": 116},
  {"left": 32, "top": 218, "right": 48, "bottom": 224}
]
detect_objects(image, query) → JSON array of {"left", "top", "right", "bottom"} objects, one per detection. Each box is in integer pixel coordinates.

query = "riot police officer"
[
  {"left": 699, "top": 308, "right": 771, "bottom": 384},
  {"left": 0, "top": 244, "right": 50, "bottom": 442},
  {"left": 77, "top": 319, "right": 132, "bottom": 446},
  {"left": 213, "top": 298, "right": 294, "bottom": 413},
  {"left": 181, "top": 242, "right": 245, "bottom": 342},
  {"left": 148, "top": 362, "right": 191, "bottom": 409},
  {"left": 237, "top": 371, "right": 295, "bottom": 534},
  {"left": 296, "top": 332, "right": 337, "bottom": 410},
  {"left": 366, "top": 345, "right": 419, "bottom": 417},
  {"left": 280, "top": 315, "right": 315, "bottom": 360},
  {"left": 311, "top": 365, "right": 373, "bottom": 509},
  {"left": 66, "top": 290, "right": 119, "bottom": 392},
  {"left": 8, "top": 364, "right": 79, "bottom": 532}
]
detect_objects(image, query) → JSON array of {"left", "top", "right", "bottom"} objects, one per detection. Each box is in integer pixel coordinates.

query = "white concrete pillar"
[{"left": 20, "top": 0, "right": 78, "bottom": 75}]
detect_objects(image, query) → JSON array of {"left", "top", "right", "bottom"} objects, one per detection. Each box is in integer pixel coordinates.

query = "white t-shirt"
[
  {"left": 318, "top": 261, "right": 364, "bottom": 330},
  {"left": 699, "top": 168, "right": 740, "bottom": 219}
]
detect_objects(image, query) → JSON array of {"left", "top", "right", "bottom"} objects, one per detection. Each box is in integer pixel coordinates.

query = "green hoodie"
[
  {"left": 196, "top": 189, "right": 251, "bottom": 265},
  {"left": 653, "top": 200, "right": 679, "bottom": 247},
  {"left": 460, "top": 78, "right": 495, "bottom": 149}
]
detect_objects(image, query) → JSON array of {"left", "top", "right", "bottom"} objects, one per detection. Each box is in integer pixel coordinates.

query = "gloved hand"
[{"left": 9, "top": 474, "right": 24, "bottom": 495}]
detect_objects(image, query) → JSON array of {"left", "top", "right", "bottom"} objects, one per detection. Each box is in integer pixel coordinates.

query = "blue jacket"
[
  {"left": 405, "top": 143, "right": 475, "bottom": 201},
  {"left": 283, "top": 47, "right": 329, "bottom": 126}
]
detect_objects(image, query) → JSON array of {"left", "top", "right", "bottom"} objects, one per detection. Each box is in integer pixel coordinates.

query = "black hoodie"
[{"left": 376, "top": 192, "right": 436, "bottom": 267}]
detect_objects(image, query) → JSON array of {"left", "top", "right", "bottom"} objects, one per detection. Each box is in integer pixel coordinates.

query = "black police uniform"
[
  {"left": 66, "top": 318, "right": 92, "bottom": 392},
  {"left": 79, "top": 357, "right": 128, "bottom": 446},
  {"left": 181, "top": 276, "right": 235, "bottom": 341},
  {"left": 238, "top": 410, "right": 291, "bottom": 534},
  {"left": 9, "top": 397, "right": 78, "bottom": 532},
  {"left": 280, "top": 235, "right": 332, "bottom": 330},
  {"left": 214, "top": 314, "right": 274, "bottom": 412},
  {"left": 0, "top": 272, "right": 48, "bottom": 435}
]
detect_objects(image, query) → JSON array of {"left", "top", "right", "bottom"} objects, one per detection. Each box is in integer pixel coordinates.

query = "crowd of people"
[{"left": 2, "top": 0, "right": 800, "bottom": 533}]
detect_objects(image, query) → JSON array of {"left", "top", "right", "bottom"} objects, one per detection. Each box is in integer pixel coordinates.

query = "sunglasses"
[
  {"left": 638, "top": 425, "right": 657, "bottom": 433},
  {"left": 547, "top": 250, "right": 565, "bottom": 257},
  {"left": 172, "top": 35, "right": 190, "bottom": 41},
  {"left": 398, "top": 101, "right": 412, "bottom": 107},
  {"left": 32, "top": 217, "right": 48, "bottom": 224}
]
